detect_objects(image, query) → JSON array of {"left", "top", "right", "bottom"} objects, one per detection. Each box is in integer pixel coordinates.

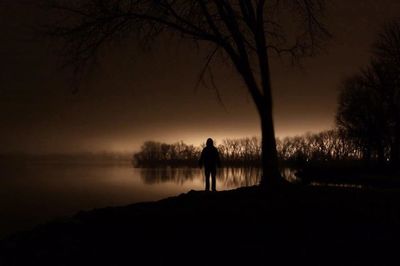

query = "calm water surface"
[{"left": 0, "top": 162, "right": 264, "bottom": 238}]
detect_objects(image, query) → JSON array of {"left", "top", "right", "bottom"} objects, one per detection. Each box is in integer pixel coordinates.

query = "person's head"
[{"left": 206, "top": 138, "right": 214, "bottom": 147}]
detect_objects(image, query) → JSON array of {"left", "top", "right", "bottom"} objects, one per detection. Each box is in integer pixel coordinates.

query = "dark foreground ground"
[{"left": 1, "top": 184, "right": 400, "bottom": 266}]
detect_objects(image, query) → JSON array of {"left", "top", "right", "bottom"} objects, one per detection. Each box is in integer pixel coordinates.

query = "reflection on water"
[
  {"left": 140, "top": 167, "right": 299, "bottom": 187},
  {"left": 140, "top": 168, "right": 199, "bottom": 185},
  {"left": 140, "top": 167, "right": 263, "bottom": 188},
  {"left": 310, "top": 182, "right": 363, "bottom": 189},
  {"left": 281, "top": 168, "right": 299, "bottom": 183}
]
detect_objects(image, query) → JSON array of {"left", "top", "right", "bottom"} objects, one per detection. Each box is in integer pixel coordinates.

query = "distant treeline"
[
  {"left": 132, "top": 141, "right": 202, "bottom": 167},
  {"left": 132, "top": 138, "right": 262, "bottom": 167},
  {"left": 132, "top": 130, "right": 380, "bottom": 168}
]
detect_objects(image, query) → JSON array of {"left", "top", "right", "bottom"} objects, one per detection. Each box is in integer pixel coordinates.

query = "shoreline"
[{"left": 2, "top": 184, "right": 400, "bottom": 265}]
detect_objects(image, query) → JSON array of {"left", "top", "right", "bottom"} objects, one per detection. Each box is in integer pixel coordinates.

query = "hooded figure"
[{"left": 199, "top": 138, "right": 221, "bottom": 191}]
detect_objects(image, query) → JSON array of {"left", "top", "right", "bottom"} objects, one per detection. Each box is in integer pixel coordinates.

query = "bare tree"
[
  {"left": 372, "top": 20, "right": 400, "bottom": 166},
  {"left": 336, "top": 74, "right": 383, "bottom": 162},
  {"left": 44, "top": 0, "right": 329, "bottom": 187},
  {"left": 337, "top": 19, "right": 400, "bottom": 167}
]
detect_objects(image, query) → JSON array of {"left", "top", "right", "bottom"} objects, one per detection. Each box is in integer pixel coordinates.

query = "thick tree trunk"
[
  {"left": 259, "top": 109, "right": 282, "bottom": 187},
  {"left": 255, "top": 46, "right": 282, "bottom": 187}
]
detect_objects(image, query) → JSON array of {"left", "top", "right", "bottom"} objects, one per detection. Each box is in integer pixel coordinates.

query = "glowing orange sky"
[{"left": 1, "top": 0, "right": 400, "bottom": 153}]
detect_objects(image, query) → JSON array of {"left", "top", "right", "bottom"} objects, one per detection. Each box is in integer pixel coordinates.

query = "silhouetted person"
[{"left": 199, "top": 138, "right": 221, "bottom": 192}]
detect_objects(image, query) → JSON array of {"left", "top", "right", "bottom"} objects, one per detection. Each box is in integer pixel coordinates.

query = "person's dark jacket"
[{"left": 199, "top": 146, "right": 221, "bottom": 169}]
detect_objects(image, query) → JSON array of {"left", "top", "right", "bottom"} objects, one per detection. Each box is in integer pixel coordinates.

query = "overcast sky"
[{"left": 1, "top": 0, "right": 400, "bottom": 154}]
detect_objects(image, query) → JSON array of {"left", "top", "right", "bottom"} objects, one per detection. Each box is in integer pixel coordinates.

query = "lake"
[{"left": 0, "top": 162, "right": 267, "bottom": 238}]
